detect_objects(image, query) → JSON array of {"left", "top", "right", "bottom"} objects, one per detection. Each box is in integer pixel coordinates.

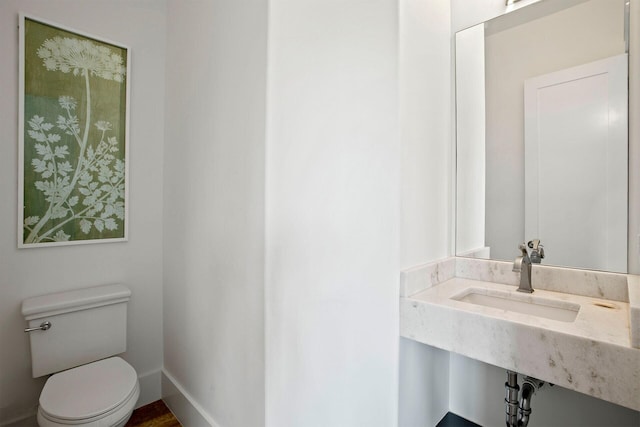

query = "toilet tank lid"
[{"left": 22, "top": 284, "right": 131, "bottom": 320}]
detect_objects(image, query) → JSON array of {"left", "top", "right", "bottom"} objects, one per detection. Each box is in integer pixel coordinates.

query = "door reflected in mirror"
[{"left": 455, "top": 0, "right": 630, "bottom": 273}]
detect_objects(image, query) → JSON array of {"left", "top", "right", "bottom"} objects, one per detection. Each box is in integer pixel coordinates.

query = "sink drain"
[{"left": 593, "top": 302, "right": 617, "bottom": 309}]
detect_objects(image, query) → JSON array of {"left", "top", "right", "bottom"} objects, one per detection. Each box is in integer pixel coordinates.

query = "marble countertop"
[{"left": 400, "top": 257, "right": 640, "bottom": 412}]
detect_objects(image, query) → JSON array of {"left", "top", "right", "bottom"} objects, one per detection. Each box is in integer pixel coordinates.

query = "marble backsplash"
[{"left": 402, "top": 257, "right": 629, "bottom": 302}]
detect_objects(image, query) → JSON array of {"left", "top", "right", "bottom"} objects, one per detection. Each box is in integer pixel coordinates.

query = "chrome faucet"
[{"left": 513, "top": 243, "right": 533, "bottom": 293}]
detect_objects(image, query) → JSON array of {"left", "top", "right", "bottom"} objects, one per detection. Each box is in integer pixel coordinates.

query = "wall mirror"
[{"left": 455, "top": 0, "right": 631, "bottom": 273}]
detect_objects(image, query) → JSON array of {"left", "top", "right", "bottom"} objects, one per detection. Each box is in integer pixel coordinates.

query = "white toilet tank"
[{"left": 22, "top": 284, "right": 131, "bottom": 378}]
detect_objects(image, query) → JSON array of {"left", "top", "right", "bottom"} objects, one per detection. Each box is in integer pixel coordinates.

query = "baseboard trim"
[
  {"left": 162, "top": 369, "right": 220, "bottom": 427},
  {"left": 137, "top": 368, "right": 162, "bottom": 408}
]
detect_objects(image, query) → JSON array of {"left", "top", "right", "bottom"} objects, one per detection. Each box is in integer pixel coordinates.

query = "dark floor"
[
  {"left": 125, "top": 400, "right": 481, "bottom": 427},
  {"left": 125, "top": 402, "right": 475, "bottom": 427},
  {"left": 125, "top": 400, "right": 181, "bottom": 427},
  {"left": 436, "top": 412, "right": 482, "bottom": 427}
]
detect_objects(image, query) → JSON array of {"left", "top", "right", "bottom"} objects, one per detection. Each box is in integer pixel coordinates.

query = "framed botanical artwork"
[{"left": 18, "top": 14, "right": 130, "bottom": 248}]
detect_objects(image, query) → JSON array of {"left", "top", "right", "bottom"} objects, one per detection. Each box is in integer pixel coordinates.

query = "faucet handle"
[
  {"left": 528, "top": 239, "right": 544, "bottom": 258},
  {"left": 528, "top": 239, "right": 541, "bottom": 251},
  {"left": 528, "top": 239, "right": 545, "bottom": 263}
]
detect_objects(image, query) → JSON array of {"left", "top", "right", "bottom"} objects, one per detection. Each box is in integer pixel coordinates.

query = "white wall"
[
  {"left": 449, "top": 1, "right": 640, "bottom": 424},
  {"left": 397, "top": 0, "right": 452, "bottom": 425},
  {"left": 398, "top": 339, "right": 450, "bottom": 427},
  {"left": 162, "top": 1, "right": 267, "bottom": 426},
  {"left": 265, "top": 1, "right": 399, "bottom": 425},
  {"left": 400, "top": 0, "right": 453, "bottom": 269},
  {"left": 0, "top": 1, "right": 166, "bottom": 424}
]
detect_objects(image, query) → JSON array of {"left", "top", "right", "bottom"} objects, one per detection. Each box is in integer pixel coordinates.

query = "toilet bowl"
[
  {"left": 37, "top": 357, "right": 139, "bottom": 427},
  {"left": 22, "top": 285, "right": 139, "bottom": 427}
]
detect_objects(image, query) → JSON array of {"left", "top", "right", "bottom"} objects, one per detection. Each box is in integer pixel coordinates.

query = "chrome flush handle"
[{"left": 24, "top": 321, "right": 51, "bottom": 333}]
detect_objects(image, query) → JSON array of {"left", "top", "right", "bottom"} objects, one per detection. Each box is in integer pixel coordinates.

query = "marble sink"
[
  {"left": 451, "top": 287, "right": 580, "bottom": 322},
  {"left": 399, "top": 257, "right": 640, "bottom": 412}
]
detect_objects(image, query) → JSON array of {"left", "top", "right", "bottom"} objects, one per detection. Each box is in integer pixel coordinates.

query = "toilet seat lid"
[{"left": 39, "top": 357, "right": 137, "bottom": 421}]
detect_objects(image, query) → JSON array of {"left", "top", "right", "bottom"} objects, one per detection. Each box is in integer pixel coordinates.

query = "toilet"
[{"left": 22, "top": 284, "right": 139, "bottom": 427}]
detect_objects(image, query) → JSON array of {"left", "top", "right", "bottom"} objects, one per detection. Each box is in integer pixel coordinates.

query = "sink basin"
[{"left": 452, "top": 288, "right": 580, "bottom": 322}]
